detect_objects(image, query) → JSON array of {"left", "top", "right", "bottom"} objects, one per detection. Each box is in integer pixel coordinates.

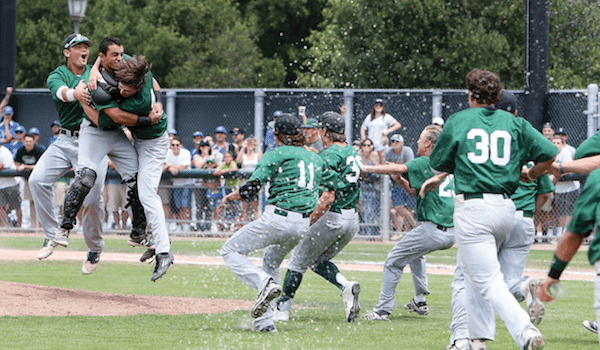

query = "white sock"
[
  {"left": 336, "top": 273, "right": 348, "bottom": 288},
  {"left": 414, "top": 294, "right": 426, "bottom": 303},
  {"left": 455, "top": 339, "right": 468, "bottom": 348}
]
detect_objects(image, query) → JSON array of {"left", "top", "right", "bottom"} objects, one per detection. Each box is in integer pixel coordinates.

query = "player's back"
[{"left": 320, "top": 144, "right": 361, "bottom": 211}]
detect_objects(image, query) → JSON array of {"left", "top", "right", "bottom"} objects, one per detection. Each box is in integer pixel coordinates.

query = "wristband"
[
  {"left": 559, "top": 163, "right": 564, "bottom": 174},
  {"left": 548, "top": 253, "right": 568, "bottom": 279},
  {"left": 66, "top": 89, "right": 75, "bottom": 102},
  {"left": 135, "top": 116, "right": 153, "bottom": 127},
  {"left": 526, "top": 167, "right": 535, "bottom": 181}
]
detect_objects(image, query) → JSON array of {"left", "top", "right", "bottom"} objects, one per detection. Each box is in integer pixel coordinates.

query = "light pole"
[{"left": 68, "top": 0, "right": 88, "bottom": 34}]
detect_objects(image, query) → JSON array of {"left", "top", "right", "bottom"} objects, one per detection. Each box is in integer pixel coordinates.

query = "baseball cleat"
[
  {"left": 273, "top": 308, "right": 290, "bottom": 322},
  {"left": 82, "top": 251, "right": 101, "bottom": 274},
  {"left": 251, "top": 278, "right": 281, "bottom": 319},
  {"left": 362, "top": 310, "right": 390, "bottom": 321},
  {"left": 404, "top": 298, "right": 429, "bottom": 315},
  {"left": 523, "top": 329, "right": 545, "bottom": 350},
  {"left": 445, "top": 343, "right": 468, "bottom": 350},
  {"left": 252, "top": 324, "right": 277, "bottom": 333},
  {"left": 37, "top": 239, "right": 57, "bottom": 260},
  {"left": 52, "top": 227, "right": 70, "bottom": 247},
  {"left": 583, "top": 320, "right": 598, "bottom": 334},
  {"left": 140, "top": 249, "right": 156, "bottom": 263},
  {"left": 469, "top": 339, "right": 487, "bottom": 350},
  {"left": 128, "top": 232, "right": 155, "bottom": 249},
  {"left": 342, "top": 281, "right": 360, "bottom": 322},
  {"left": 523, "top": 277, "right": 545, "bottom": 326},
  {"left": 151, "top": 252, "right": 174, "bottom": 281}
]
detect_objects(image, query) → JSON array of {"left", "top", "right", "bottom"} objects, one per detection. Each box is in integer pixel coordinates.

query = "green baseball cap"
[
  {"left": 63, "top": 33, "right": 92, "bottom": 49},
  {"left": 301, "top": 118, "right": 319, "bottom": 129}
]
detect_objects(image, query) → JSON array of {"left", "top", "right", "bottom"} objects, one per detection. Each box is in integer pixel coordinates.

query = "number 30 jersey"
[
  {"left": 248, "top": 145, "right": 331, "bottom": 214},
  {"left": 319, "top": 144, "right": 361, "bottom": 212},
  {"left": 405, "top": 157, "right": 454, "bottom": 228},
  {"left": 429, "top": 107, "right": 558, "bottom": 196}
]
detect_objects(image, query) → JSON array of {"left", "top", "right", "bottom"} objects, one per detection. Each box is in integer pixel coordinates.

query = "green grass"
[{"left": 0, "top": 236, "right": 598, "bottom": 349}]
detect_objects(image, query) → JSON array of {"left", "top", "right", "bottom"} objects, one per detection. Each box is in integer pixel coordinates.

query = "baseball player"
[
  {"left": 31, "top": 34, "right": 108, "bottom": 263},
  {"left": 76, "top": 55, "right": 172, "bottom": 281},
  {"left": 446, "top": 90, "right": 556, "bottom": 350},
  {"left": 360, "top": 124, "right": 456, "bottom": 321},
  {"left": 273, "top": 111, "right": 361, "bottom": 323},
  {"left": 421, "top": 69, "right": 557, "bottom": 350},
  {"left": 219, "top": 114, "right": 331, "bottom": 333}
]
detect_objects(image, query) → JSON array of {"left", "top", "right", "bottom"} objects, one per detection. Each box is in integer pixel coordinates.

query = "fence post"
[
  {"left": 432, "top": 90, "right": 442, "bottom": 122},
  {"left": 166, "top": 90, "right": 176, "bottom": 131},
  {"left": 254, "top": 89, "right": 265, "bottom": 147},
  {"left": 344, "top": 90, "right": 354, "bottom": 142},
  {"left": 587, "top": 84, "right": 599, "bottom": 138},
  {"left": 381, "top": 175, "right": 391, "bottom": 241}
]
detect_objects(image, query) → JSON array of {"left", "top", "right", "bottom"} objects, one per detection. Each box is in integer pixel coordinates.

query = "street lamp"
[{"left": 68, "top": 0, "right": 88, "bottom": 34}]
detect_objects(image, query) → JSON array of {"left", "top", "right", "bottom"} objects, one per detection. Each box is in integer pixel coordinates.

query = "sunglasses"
[
  {"left": 171, "top": 143, "right": 181, "bottom": 147},
  {"left": 362, "top": 143, "right": 373, "bottom": 147}
]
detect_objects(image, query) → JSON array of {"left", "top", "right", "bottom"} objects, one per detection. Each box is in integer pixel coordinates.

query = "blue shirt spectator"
[
  {"left": 264, "top": 110, "right": 282, "bottom": 151},
  {"left": 0, "top": 106, "right": 22, "bottom": 146},
  {"left": 4, "top": 125, "right": 25, "bottom": 158},
  {"left": 48, "top": 120, "right": 60, "bottom": 147}
]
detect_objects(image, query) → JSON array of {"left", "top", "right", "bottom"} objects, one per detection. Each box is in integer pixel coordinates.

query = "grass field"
[{"left": 0, "top": 235, "right": 598, "bottom": 350}]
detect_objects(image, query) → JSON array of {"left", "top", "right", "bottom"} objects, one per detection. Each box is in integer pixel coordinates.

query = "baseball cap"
[
  {"left": 230, "top": 128, "right": 246, "bottom": 135},
  {"left": 319, "top": 112, "right": 345, "bottom": 134},
  {"left": 556, "top": 127, "right": 567, "bottom": 135},
  {"left": 51, "top": 120, "right": 60, "bottom": 127},
  {"left": 15, "top": 126, "right": 26, "bottom": 133},
  {"left": 495, "top": 90, "right": 518, "bottom": 114},
  {"left": 301, "top": 118, "right": 319, "bottom": 129},
  {"left": 199, "top": 140, "right": 210, "bottom": 147},
  {"left": 390, "top": 134, "right": 404, "bottom": 143},
  {"left": 193, "top": 131, "right": 204, "bottom": 138},
  {"left": 3, "top": 106, "right": 13, "bottom": 115},
  {"left": 374, "top": 98, "right": 384, "bottom": 105},
  {"left": 542, "top": 122, "right": 553, "bottom": 129},
  {"left": 215, "top": 126, "right": 227, "bottom": 134},
  {"left": 63, "top": 33, "right": 92, "bottom": 49},
  {"left": 272, "top": 110, "right": 283, "bottom": 119},
  {"left": 29, "top": 127, "right": 40, "bottom": 135},
  {"left": 432, "top": 117, "right": 445, "bottom": 126},
  {"left": 275, "top": 114, "right": 302, "bottom": 135},
  {"left": 168, "top": 129, "right": 177, "bottom": 135}
]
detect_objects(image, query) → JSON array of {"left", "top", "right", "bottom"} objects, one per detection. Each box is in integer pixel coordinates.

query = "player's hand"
[
  {"left": 538, "top": 276, "right": 560, "bottom": 302},
  {"left": 218, "top": 195, "right": 231, "bottom": 210},
  {"left": 73, "top": 80, "right": 91, "bottom": 105},
  {"left": 152, "top": 102, "right": 163, "bottom": 117},
  {"left": 419, "top": 174, "right": 444, "bottom": 198},
  {"left": 88, "top": 68, "right": 101, "bottom": 91},
  {"left": 5, "top": 87, "right": 13, "bottom": 95},
  {"left": 547, "top": 162, "right": 563, "bottom": 181}
]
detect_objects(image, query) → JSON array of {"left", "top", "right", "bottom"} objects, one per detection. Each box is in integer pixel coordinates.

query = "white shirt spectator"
[
  {"left": 555, "top": 147, "right": 580, "bottom": 193},
  {"left": 0, "top": 145, "right": 18, "bottom": 189},
  {"left": 361, "top": 113, "right": 398, "bottom": 152},
  {"left": 166, "top": 147, "right": 193, "bottom": 187}
]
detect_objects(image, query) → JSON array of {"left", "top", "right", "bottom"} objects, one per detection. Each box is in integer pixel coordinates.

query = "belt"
[
  {"left": 59, "top": 127, "right": 79, "bottom": 138},
  {"left": 273, "top": 208, "right": 310, "bottom": 219},
  {"left": 522, "top": 211, "right": 534, "bottom": 218},
  {"left": 330, "top": 207, "right": 356, "bottom": 214},
  {"left": 463, "top": 193, "right": 509, "bottom": 200},
  {"left": 436, "top": 224, "right": 453, "bottom": 232}
]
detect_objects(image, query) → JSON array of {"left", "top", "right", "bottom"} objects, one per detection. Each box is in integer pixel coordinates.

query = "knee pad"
[{"left": 79, "top": 167, "right": 97, "bottom": 188}]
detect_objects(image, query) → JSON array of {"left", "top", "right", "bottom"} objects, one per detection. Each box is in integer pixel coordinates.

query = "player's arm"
[
  {"left": 102, "top": 107, "right": 159, "bottom": 127},
  {"left": 361, "top": 163, "right": 408, "bottom": 175},
  {"left": 521, "top": 156, "right": 557, "bottom": 182},
  {"left": 549, "top": 154, "right": 600, "bottom": 176},
  {"left": 87, "top": 57, "right": 102, "bottom": 91},
  {"left": 538, "top": 230, "right": 584, "bottom": 302},
  {"left": 418, "top": 172, "right": 449, "bottom": 198},
  {"left": 392, "top": 174, "right": 416, "bottom": 197},
  {"left": 310, "top": 190, "right": 335, "bottom": 226},
  {"left": 534, "top": 192, "right": 550, "bottom": 214},
  {"left": 0, "top": 87, "right": 13, "bottom": 112},
  {"left": 150, "top": 78, "right": 163, "bottom": 118}
]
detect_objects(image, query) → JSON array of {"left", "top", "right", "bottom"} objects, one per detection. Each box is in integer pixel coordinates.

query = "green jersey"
[
  {"left": 430, "top": 107, "right": 558, "bottom": 195},
  {"left": 46, "top": 65, "right": 91, "bottom": 131},
  {"left": 405, "top": 156, "right": 454, "bottom": 227},
  {"left": 511, "top": 163, "right": 555, "bottom": 212},
  {"left": 249, "top": 145, "right": 330, "bottom": 214},
  {"left": 575, "top": 130, "right": 600, "bottom": 159},
  {"left": 566, "top": 168, "right": 600, "bottom": 264},
  {"left": 93, "top": 71, "right": 167, "bottom": 140},
  {"left": 319, "top": 144, "right": 361, "bottom": 211}
]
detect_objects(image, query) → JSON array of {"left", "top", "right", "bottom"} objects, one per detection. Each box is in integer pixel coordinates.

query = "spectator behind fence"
[
  {"left": 552, "top": 134, "right": 580, "bottom": 238},
  {"left": 15, "top": 133, "right": 45, "bottom": 228},
  {"left": 360, "top": 98, "right": 401, "bottom": 158},
  {"left": 213, "top": 126, "right": 235, "bottom": 164},
  {"left": 48, "top": 120, "right": 61, "bottom": 146},
  {"left": 230, "top": 127, "right": 246, "bottom": 155},
  {"left": 359, "top": 138, "right": 381, "bottom": 237},
  {"left": 164, "top": 136, "right": 192, "bottom": 232},
  {"left": 5, "top": 125, "right": 25, "bottom": 158},
  {"left": 542, "top": 122, "right": 554, "bottom": 141},
  {"left": 191, "top": 139, "right": 212, "bottom": 231},
  {"left": 384, "top": 134, "right": 417, "bottom": 232},
  {"left": 213, "top": 151, "right": 239, "bottom": 231},
  {"left": 265, "top": 110, "right": 282, "bottom": 151},
  {"left": 0, "top": 88, "right": 18, "bottom": 145},
  {"left": 302, "top": 118, "right": 324, "bottom": 153},
  {"left": 28, "top": 128, "right": 45, "bottom": 150},
  {"left": 236, "top": 137, "right": 263, "bottom": 225},
  {"left": 556, "top": 127, "right": 576, "bottom": 159},
  {"left": 106, "top": 160, "right": 129, "bottom": 230},
  {"left": 203, "top": 153, "right": 221, "bottom": 233},
  {"left": 0, "top": 142, "right": 21, "bottom": 227}
]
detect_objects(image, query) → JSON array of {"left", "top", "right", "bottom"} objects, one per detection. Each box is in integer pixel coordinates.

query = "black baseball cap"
[
  {"left": 320, "top": 111, "right": 345, "bottom": 134},
  {"left": 556, "top": 127, "right": 567, "bottom": 135},
  {"left": 63, "top": 33, "right": 92, "bottom": 49},
  {"left": 495, "top": 90, "right": 517, "bottom": 114},
  {"left": 230, "top": 128, "right": 246, "bottom": 135},
  {"left": 275, "top": 114, "right": 302, "bottom": 135}
]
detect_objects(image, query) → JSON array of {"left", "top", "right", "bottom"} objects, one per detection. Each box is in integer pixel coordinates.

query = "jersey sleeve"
[
  {"left": 566, "top": 169, "right": 600, "bottom": 236},
  {"left": 248, "top": 151, "right": 279, "bottom": 185},
  {"left": 575, "top": 131, "right": 600, "bottom": 159},
  {"left": 318, "top": 149, "right": 340, "bottom": 191},
  {"left": 405, "top": 157, "right": 433, "bottom": 190},
  {"left": 521, "top": 121, "right": 558, "bottom": 163},
  {"left": 536, "top": 174, "right": 555, "bottom": 194},
  {"left": 429, "top": 119, "right": 457, "bottom": 173},
  {"left": 46, "top": 71, "right": 66, "bottom": 102}
]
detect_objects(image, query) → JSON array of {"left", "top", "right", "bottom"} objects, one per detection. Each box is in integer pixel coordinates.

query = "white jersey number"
[
  {"left": 345, "top": 156, "right": 361, "bottom": 183},
  {"left": 467, "top": 129, "right": 512, "bottom": 166},
  {"left": 438, "top": 175, "right": 455, "bottom": 198},
  {"left": 297, "top": 161, "right": 315, "bottom": 190}
]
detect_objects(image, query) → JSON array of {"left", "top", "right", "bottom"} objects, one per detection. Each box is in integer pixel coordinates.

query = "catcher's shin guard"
[
  {"left": 126, "top": 181, "right": 147, "bottom": 236},
  {"left": 61, "top": 167, "right": 97, "bottom": 229}
]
